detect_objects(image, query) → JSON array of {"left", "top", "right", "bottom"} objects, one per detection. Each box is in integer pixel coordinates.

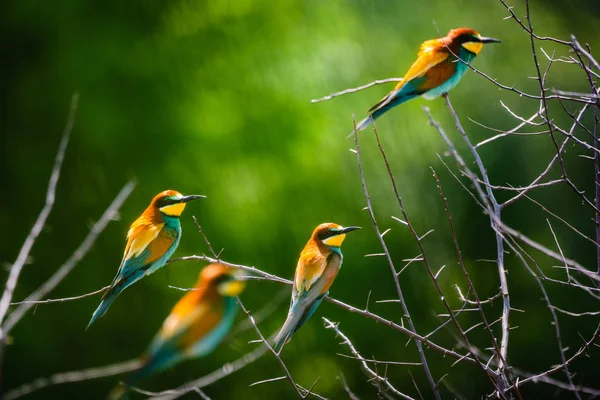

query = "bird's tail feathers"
[
  {"left": 86, "top": 277, "right": 128, "bottom": 330},
  {"left": 349, "top": 90, "right": 418, "bottom": 137},
  {"left": 370, "top": 90, "right": 417, "bottom": 121},
  {"left": 368, "top": 90, "right": 397, "bottom": 114},
  {"left": 273, "top": 309, "right": 304, "bottom": 353},
  {"left": 87, "top": 288, "right": 119, "bottom": 330},
  {"left": 348, "top": 116, "right": 374, "bottom": 137},
  {"left": 87, "top": 268, "right": 147, "bottom": 330},
  {"left": 349, "top": 91, "right": 398, "bottom": 137}
]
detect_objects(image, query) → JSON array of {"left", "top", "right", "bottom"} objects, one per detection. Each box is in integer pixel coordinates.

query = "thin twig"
[
  {"left": 497, "top": 0, "right": 571, "bottom": 45},
  {"left": 502, "top": 105, "right": 589, "bottom": 208},
  {"left": 454, "top": 284, "right": 501, "bottom": 305},
  {"left": 9, "top": 285, "right": 110, "bottom": 306},
  {"left": 498, "top": 222, "right": 598, "bottom": 282},
  {"left": 323, "top": 318, "right": 414, "bottom": 400},
  {"left": 338, "top": 373, "right": 360, "bottom": 400},
  {"left": 337, "top": 353, "right": 421, "bottom": 366},
  {"left": 311, "top": 78, "right": 403, "bottom": 103}
]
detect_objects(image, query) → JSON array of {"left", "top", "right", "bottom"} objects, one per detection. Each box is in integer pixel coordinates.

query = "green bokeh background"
[{"left": 2, "top": 0, "right": 600, "bottom": 398}]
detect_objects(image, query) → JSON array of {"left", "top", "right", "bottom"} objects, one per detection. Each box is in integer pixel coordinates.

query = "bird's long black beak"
[
  {"left": 480, "top": 37, "right": 501, "bottom": 44},
  {"left": 341, "top": 226, "right": 361, "bottom": 234},
  {"left": 179, "top": 194, "right": 206, "bottom": 203}
]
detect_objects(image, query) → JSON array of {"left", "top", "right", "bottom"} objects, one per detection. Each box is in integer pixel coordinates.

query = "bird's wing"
[
  {"left": 112, "top": 217, "right": 167, "bottom": 279},
  {"left": 144, "top": 229, "right": 177, "bottom": 264},
  {"left": 291, "top": 252, "right": 341, "bottom": 325},
  {"left": 416, "top": 60, "right": 458, "bottom": 91},
  {"left": 367, "top": 39, "right": 450, "bottom": 114},
  {"left": 392, "top": 38, "right": 450, "bottom": 92},
  {"left": 294, "top": 251, "right": 342, "bottom": 303},
  {"left": 151, "top": 294, "right": 223, "bottom": 355},
  {"left": 294, "top": 251, "right": 328, "bottom": 295},
  {"left": 123, "top": 217, "right": 165, "bottom": 261}
]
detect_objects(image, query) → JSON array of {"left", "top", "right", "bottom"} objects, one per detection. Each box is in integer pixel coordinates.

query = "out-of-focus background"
[{"left": 2, "top": 0, "right": 600, "bottom": 398}]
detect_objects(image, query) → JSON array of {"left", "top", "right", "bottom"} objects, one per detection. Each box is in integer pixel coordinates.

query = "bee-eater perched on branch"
[
  {"left": 355, "top": 28, "right": 500, "bottom": 132},
  {"left": 274, "top": 223, "right": 360, "bottom": 352},
  {"left": 87, "top": 190, "right": 205, "bottom": 329},
  {"left": 109, "top": 263, "right": 246, "bottom": 399}
]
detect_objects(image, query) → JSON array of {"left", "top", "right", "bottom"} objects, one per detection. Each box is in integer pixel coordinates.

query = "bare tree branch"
[
  {"left": 4, "top": 359, "right": 141, "bottom": 400},
  {"left": 0, "top": 94, "right": 79, "bottom": 329},
  {"left": 2, "top": 180, "right": 136, "bottom": 336},
  {"left": 234, "top": 297, "right": 310, "bottom": 400},
  {"left": 351, "top": 121, "right": 441, "bottom": 400}
]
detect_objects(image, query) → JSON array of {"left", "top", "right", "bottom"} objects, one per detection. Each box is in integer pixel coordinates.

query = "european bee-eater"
[
  {"left": 87, "top": 190, "right": 204, "bottom": 329},
  {"left": 273, "top": 223, "right": 360, "bottom": 352},
  {"left": 355, "top": 28, "right": 500, "bottom": 131},
  {"left": 110, "top": 263, "right": 246, "bottom": 399}
]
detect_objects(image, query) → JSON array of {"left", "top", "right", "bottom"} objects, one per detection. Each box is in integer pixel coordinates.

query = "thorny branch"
[
  {"left": 367, "top": 124, "right": 504, "bottom": 394},
  {"left": 352, "top": 122, "right": 441, "bottom": 400},
  {"left": 442, "top": 95, "right": 512, "bottom": 395},
  {"left": 323, "top": 317, "right": 414, "bottom": 400},
  {"left": 235, "top": 297, "right": 313, "bottom": 400}
]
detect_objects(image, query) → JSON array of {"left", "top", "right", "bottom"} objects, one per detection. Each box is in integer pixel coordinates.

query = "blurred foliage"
[{"left": 2, "top": 0, "right": 600, "bottom": 398}]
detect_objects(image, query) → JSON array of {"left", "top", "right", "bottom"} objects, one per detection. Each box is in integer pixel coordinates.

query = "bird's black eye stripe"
[
  {"left": 215, "top": 274, "right": 233, "bottom": 284},
  {"left": 459, "top": 34, "right": 482, "bottom": 44},
  {"left": 157, "top": 197, "right": 177, "bottom": 207},
  {"left": 318, "top": 228, "right": 340, "bottom": 240}
]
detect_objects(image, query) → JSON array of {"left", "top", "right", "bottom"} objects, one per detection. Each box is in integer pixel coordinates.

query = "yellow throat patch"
[
  {"left": 323, "top": 233, "right": 346, "bottom": 247},
  {"left": 462, "top": 41, "right": 483, "bottom": 55},
  {"left": 218, "top": 280, "right": 246, "bottom": 297},
  {"left": 160, "top": 202, "right": 186, "bottom": 217}
]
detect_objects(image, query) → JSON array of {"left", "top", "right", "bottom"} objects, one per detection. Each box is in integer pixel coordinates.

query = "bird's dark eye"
[
  {"left": 157, "top": 197, "right": 175, "bottom": 207},
  {"left": 458, "top": 34, "right": 479, "bottom": 44},
  {"left": 215, "top": 274, "right": 233, "bottom": 285},
  {"left": 318, "top": 228, "right": 340, "bottom": 240}
]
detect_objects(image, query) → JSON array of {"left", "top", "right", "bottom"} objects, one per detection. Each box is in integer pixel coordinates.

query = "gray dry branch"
[
  {"left": 0, "top": 94, "right": 80, "bottom": 332},
  {"left": 0, "top": 95, "right": 135, "bottom": 382}
]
